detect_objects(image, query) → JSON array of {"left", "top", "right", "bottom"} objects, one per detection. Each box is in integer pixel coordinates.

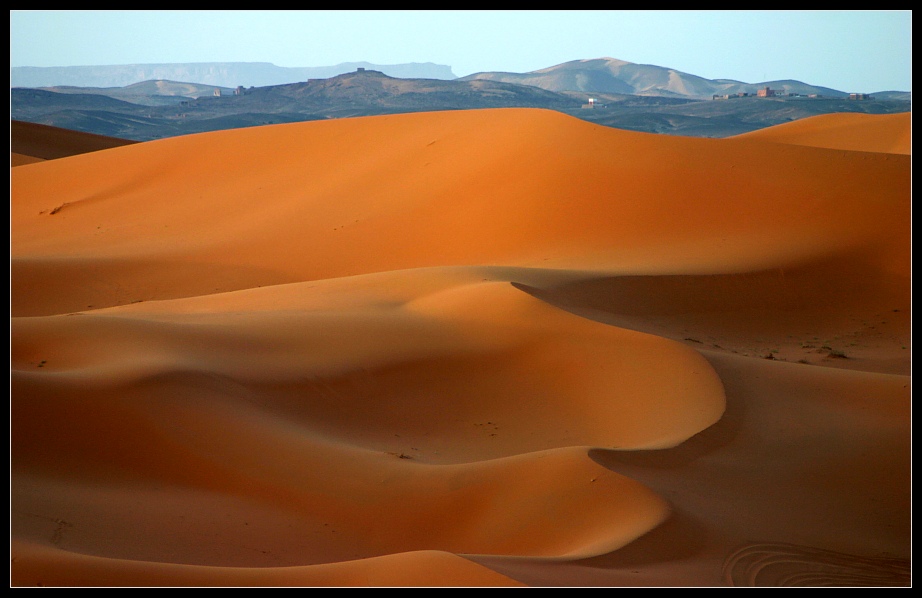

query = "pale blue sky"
[{"left": 9, "top": 10, "right": 913, "bottom": 93}]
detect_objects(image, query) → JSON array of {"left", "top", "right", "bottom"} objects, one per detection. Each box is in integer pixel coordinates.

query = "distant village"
[
  {"left": 210, "top": 86, "right": 246, "bottom": 97},
  {"left": 579, "top": 87, "right": 873, "bottom": 109},
  {"left": 709, "top": 87, "right": 873, "bottom": 101}
]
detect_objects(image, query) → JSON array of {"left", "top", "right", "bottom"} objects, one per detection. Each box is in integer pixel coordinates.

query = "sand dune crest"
[
  {"left": 730, "top": 111, "right": 912, "bottom": 154},
  {"left": 11, "top": 108, "right": 910, "bottom": 586}
]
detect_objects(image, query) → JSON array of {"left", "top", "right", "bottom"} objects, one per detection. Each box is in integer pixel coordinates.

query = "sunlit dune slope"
[
  {"left": 11, "top": 274, "right": 726, "bottom": 462},
  {"left": 10, "top": 107, "right": 911, "bottom": 587},
  {"left": 11, "top": 108, "right": 910, "bottom": 317},
  {"left": 731, "top": 111, "right": 912, "bottom": 154},
  {"left": 10, "top": 271, "right": 715, "bottom": 569}
]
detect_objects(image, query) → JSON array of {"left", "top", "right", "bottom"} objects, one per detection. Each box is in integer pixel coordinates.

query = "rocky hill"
[
  {"left": 12, "top": 61, "right": 910, "bottom": 141},
  {"left": 11, "top": 61, "right": 457, "bottom": 89},
  {"left": 459, "top": 57, "right": 873, "bottom": 100}
]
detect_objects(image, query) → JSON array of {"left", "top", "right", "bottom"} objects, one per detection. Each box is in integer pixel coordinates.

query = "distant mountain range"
[
  {"left": 460, "top": 57, "right": 893, "bottom": 100},
  {"left": 10, "top": 58, "right": 911, "bottom": 141},
  {"left": 16, "top": 79, "right": 241, "bottom": 107},
  {"left": 12, "top": 57, "right": 909, "bottom": 99},
  {"left": 10, "top": 61, "right": 457, "bottom": 89}
]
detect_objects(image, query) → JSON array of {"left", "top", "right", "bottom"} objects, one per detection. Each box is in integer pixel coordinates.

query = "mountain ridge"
[
  {"left": 10, "top": 61, "right": 457, "bottom": 89},
  {"left": 459, "top": 57, "right": 881, "bottom": 100},
  {"left": 11, "top": 58, "right": 910, "bottom": 142},
  {"left": 12, "top": 57, "right": 908, "bottom": 99}
]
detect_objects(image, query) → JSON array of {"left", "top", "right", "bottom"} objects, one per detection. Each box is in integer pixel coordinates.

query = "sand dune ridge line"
[{"left": 10, "top": 108, "right": 910, "bottom": 586}]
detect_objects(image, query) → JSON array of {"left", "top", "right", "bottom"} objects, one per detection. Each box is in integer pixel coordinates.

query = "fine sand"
[
  {"left": 10, "top": 108, "right": 911, "bottom": 587},
  {"left": 10, "top": 120, "right": 139, "bottom": 166}
]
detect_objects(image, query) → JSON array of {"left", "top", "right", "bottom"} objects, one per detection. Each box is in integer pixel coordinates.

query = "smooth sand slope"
[
  {"left": 731, "top": 111, "right": 912, "bottom": 155},
  {"left": 11, "top": 109, "right": 911, "bottom": 587}
]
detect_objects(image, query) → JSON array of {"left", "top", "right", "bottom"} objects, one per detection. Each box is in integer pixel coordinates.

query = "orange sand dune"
[
  {"left": 10, "top": 541, "right": 527, "bottom": 587},
  {"left": 12, "top": 152, "right": 46, "bottom": 166},
  {"left": 10, "top": 108, "right": 911, "bottom": 587},
  {"left": 731, "top": 111, "right": 912, "bottom": 154},
  {"left": 11, "top": 120, "right": 138, "bottom": 163},
  {"left": 11, "top": 109, "right": 910, "bottom": 315}
]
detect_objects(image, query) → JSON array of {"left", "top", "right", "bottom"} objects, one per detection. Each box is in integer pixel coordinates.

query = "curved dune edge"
[
  {"left": 730, "top": 112, "right": 912, "bottom": 154},
  {"left": 12, "top": 277, "right": 705, "bottom": 570},
  {"left": 11, "top": 275, "right": 726, "bottom": 460},
  {"left": 12, "top": 445, "right": 670, "bottom": 571},
  {"left": 11, "top": 108, "right": 910, "bottom": 586},
  {"left": 10, "top": 540, "right": 526, "bottom": 587},
  {"left": 463, "top": 354, "right": 910, "bottom": 587},
  {"left": 11, "top": 108, "right": 910, "bottom": 317}
]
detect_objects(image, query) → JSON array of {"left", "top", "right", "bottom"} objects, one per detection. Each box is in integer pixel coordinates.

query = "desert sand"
[
  {"left": 10, "top": 107, "right": 911, "bottom": 587},
  {"left": 10, "top": 120, "right": 138, "bottom": 166}
]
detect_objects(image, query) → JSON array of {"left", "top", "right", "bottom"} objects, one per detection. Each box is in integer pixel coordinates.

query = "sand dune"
[
  {"left": 731, "top": 111, "right": 912, "bottom": 154},
  {"left": 10, "top": 109, "right": 911, "bottom": 587},
  {"left": 11, "top": 120, "right": 139, "bottom": 162},
  {"left": 11, "top": 152, "right": 46, "bottom": 166}
]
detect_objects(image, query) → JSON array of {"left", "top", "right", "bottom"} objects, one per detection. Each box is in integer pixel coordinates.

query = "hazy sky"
[{"left": 10, "top": 10, "right": 913, "bottom": 92}]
